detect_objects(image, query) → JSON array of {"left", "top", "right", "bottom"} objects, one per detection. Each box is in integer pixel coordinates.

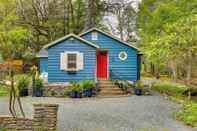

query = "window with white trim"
[
  {"left": 67, "top": 53, "right": 77, "bottom": 71},
  {"left": 92, "top": 32, "right": 98, "bottom": 40},
  {"left": 60, "top": 51, "right": 84, "bottom": 71}
]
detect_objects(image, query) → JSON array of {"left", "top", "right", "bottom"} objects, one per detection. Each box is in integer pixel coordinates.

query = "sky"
[{"left": 103, "top": 0, "right": 141, "bottom": 39}]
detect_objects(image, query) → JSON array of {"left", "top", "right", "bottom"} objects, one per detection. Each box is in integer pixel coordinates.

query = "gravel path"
[{"left": 0, "top": 95, "right": 195, "bottom": 131}]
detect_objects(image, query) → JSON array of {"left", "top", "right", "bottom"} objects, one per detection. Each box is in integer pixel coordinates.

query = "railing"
[{"left": 109, "top": 69, "right": 134, "bottom": 85}]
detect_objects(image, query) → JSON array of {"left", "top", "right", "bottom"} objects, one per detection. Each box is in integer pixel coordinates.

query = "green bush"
[
  {"left": 135, "top": 80, "right": 143, "bottom": 89},
  {"left": 71, "top": 82, "right": 82, "bottom": 93},
  {"left": 35, "top": 78, "right": 43, "bottom": 89},
  {"left": 81, "top": 80, "right": 95, "bottom": 90},
  {"left": 17, "top": 76, "right": 30, "bottom": 91},
  {"left": 175, "top": 102, "right": 197, "bottom": 127},
  {"left": 151, "top": 82, "right": 188, "bottom": 96}
]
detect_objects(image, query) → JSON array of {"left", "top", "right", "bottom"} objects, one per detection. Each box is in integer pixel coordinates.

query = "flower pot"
[
  {"left": 69, "top": 92, "right": 76, "bottom": 98},
  {"left": 83, "top": 89, "right": 92, "bottom": 97},
  {"left": 35, "top": 89, "right": 43, "bottom": 97},
  {"left": 135, "top": 89, "right": 142, "bottom": 96},
  {"left": 19, "top": 88, "right": 28, "bottom": 97},
  {"left": 76, "top": 92, "right": 82, "bottom": 98}
]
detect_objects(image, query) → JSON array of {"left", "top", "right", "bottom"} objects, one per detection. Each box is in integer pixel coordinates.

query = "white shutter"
[
  {"left": 77, "top": 52, "right": 84, "bottom": 70},
  {"left": 60, "top": 52, "right": 67, "bottom": 70}
]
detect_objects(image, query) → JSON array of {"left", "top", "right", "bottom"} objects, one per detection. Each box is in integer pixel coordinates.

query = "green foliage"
[
  {"left": 17, "top": 75, "right": 30, "bottom": 91},
  {"left": 137, "top": 0, "right": 197, "bottom": 78},
  {"left": 175, "top": 102, "right": 197, "bottom": 127},
  {"left": 151, "top": 82, "right": 188, "bottom": 96},
  {"left": 35, "top": 78, "right": 43, "bottom": 89},
  {"left": 0, "top": 84, "right": 10, "bottom": 96},
  {"left": 64, "top": 88, "right": 72, "bottom": 96},
  {"left": 71, "top": 82, "right": 82, "bottom": 93},
  {"left": 135, "top": 80, "right": 143, "bottom": 89},
  {"left": 80, "top": 80, "right": 95, "bottom": 90}
]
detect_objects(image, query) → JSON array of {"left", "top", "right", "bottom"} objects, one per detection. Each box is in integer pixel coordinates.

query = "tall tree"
[{"left": 137, "top": 0, "right": 197, "bottom": 81}]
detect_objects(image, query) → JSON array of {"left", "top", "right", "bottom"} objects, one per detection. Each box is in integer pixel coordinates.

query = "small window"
[
  {"left": 92, "top": 32, "right": 98, "bottom": 40},
  {"left": 119, "top": 51, "right": 127, "bottom": 61},
  {"left": 67, "top": 53, "right": 77, "bottom": 71}
]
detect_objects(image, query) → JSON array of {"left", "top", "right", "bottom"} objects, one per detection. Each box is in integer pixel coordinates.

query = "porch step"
[{"left": 98, "top": 80, "right": 126, "bottom": 97}]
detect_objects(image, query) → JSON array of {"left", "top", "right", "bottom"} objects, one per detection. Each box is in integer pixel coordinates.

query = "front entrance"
[{"left": 97, "top": 51, "right": 108, "bottom": 79}]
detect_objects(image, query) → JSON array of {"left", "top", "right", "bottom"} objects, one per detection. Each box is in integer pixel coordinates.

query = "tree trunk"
[
  {"left": 170, "top": 61, "right": 177, "bottom": 81},
  {"left": 186, "top": 49, "right": 192, "bottom": 83}
]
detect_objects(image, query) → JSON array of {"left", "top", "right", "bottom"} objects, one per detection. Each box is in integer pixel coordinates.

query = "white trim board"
[{"left": 44, "top": 34, "right": 100, "bottom": 49}]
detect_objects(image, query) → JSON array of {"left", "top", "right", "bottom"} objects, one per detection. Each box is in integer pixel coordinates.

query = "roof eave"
[{"left": 44, "top": 34, "right": 99, "bottom": 49}]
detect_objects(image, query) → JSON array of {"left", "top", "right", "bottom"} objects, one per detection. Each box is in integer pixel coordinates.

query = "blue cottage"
[{"left": 38, "top": 28, "right": 142, "bottom": 83}]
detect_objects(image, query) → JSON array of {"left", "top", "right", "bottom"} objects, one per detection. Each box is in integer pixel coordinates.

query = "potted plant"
[
  {"left": 35, "top": 78, "right": 43, "bottom": 97},
  {"left": 69, "top": 82, "right": 82, "bottom": 98},
  {"left": 75, "top": 86, "right": 83, "bottom": 98},
  {"left": 134, "top": 80, "right": 143, "bottom": 96},
  {"left": 81, "top": 80, "right": 95, "bottom": 97},
  {"left": 17, "top": 76, "right": 30, "bottom": 97}
]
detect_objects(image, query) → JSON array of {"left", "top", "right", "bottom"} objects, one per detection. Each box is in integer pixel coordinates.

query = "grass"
[
  {"left": 151, "top": 82, "right": 197, "bottom": 127},
  {"left": 0, "top": 84, "right": 10, "bottom": 97},
  {"left": 151, "top": 82, "right": 188, "bottom": 96},
  {"left": 175, "top": 101, "right": 197, "bottom": 127}
]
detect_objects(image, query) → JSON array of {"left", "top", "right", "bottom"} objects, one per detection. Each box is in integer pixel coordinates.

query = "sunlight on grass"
[{"left": 0, "top": 84, "right": 10, "bottom": 97}]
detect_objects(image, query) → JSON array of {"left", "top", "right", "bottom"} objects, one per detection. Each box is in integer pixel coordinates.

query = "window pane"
[{"left": 67, "top": 53, "right": 77, "bottom": 69}]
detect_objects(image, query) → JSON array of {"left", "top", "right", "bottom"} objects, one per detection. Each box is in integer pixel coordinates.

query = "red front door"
[{"left": 97, "top": 51, "right": 108, "bottom": 79}]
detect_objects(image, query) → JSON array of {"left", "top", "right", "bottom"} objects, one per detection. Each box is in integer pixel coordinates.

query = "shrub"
[
  {"left": 135, "top": 80, "right": 143, "bottom": 89},
  {"left": 81, "top": 80, "right": 95, "bottom": 90},
  {"left": 151, "top": 82, "right": 188, "bottom": 96},
  {"left": 35, "top": 78, "right": 43, "bottom": 89},
  {"left": 175, "top": 102, "right": 197, "bottom": 127},
  {"left": 17, "top": 76, "right": 30, "bottom": 91},
  {"left": 71, "top": 82, "right": 82, "bottom": 93}
]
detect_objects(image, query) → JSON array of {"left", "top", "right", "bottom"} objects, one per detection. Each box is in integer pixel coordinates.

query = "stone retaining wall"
[
  {"left": 44, "top": 83, "right": 71, "bottom": 97},
  {"left": 0, "top": 104, "right": 58, "bottom": 131}
]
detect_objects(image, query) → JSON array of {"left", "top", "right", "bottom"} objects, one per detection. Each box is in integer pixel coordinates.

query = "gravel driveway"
[{"left": 0, "top": 95, "right": 195, "bottom": 131}]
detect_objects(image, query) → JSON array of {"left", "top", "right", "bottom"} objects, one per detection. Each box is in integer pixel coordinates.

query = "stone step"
[
  {"left": 98, "top": 80, "right": 113, "bottom": 83},
  {"left": 99, "top": 87, "right": 122, "bottom": 91},
  {"left": 98, "top": 83, "right": 115, "bottom": 86},
  {"left": 99, "top": 92, "right": 125, "bottom": 96},
  {"left": 99, "top": 85, "right": 119, "bottom": 88},
  {"left": 97, "top": 94, "right": 130, "bottom": 98},
  {"left": 100, "top": 90, "right": 124, "bottom": 93}
]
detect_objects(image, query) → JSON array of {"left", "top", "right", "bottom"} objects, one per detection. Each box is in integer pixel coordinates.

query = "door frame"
[{"left": 96, "top": 50, "right": 109, "bottom": 80}]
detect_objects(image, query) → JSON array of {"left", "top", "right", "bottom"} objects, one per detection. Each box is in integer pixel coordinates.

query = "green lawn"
[{"left": 0, "top": 84, "right": 10, "bottom": 97}]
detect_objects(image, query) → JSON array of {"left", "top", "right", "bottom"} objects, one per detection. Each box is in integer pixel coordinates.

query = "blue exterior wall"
[
  {"left": 82, "top": 32, "right": 138, "bottom": 81},
  {"left": 39, "top": 58, "right": 48, "bottom": 73},
  {"left": 48, "top": 38, "right": 96, "bottom": 82}
]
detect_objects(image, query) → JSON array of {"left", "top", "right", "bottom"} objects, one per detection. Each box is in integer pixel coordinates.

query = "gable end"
[{"left": 79, "top": 28, "right": 140, "bottom": 51}]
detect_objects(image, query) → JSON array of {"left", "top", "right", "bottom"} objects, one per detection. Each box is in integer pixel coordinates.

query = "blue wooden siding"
[
  {"left": 48, "top": 38, "right": 96, "bottom": 83},
  {"left": 39, "top": 58, "right": 48, "bottom": 73},
  {"left": 82, "top": 32, "right": 138, "bottom": 81}
]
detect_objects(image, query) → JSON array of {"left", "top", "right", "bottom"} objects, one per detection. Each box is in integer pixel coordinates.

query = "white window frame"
[
  {"left": 119, "top": 51, "right": 128, "bottom": 61},
  {"left": 92, "top": 32, "right": 98, "bottom": 40}
]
